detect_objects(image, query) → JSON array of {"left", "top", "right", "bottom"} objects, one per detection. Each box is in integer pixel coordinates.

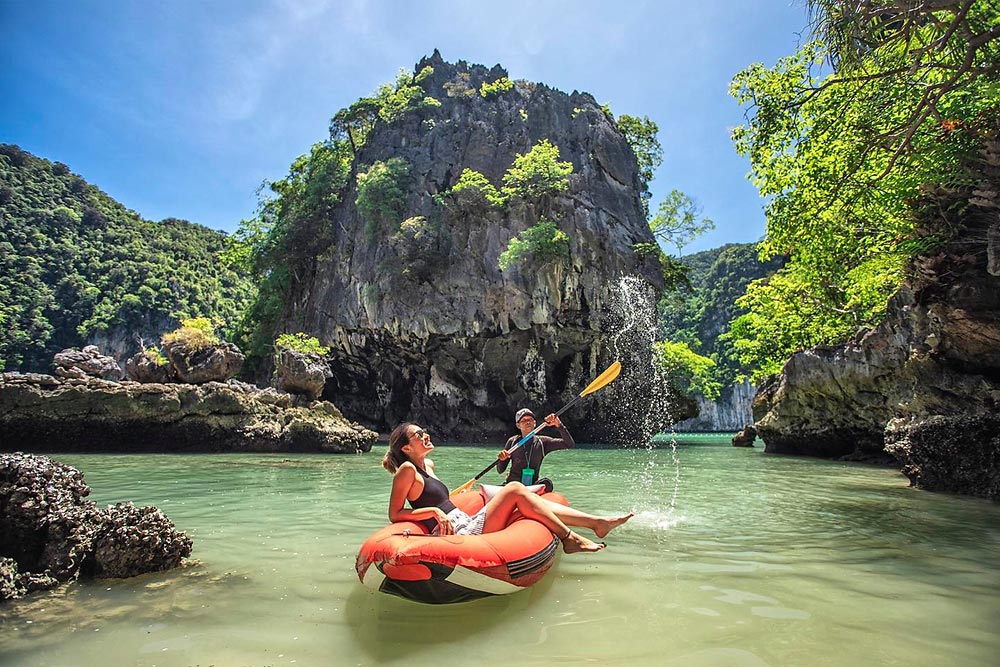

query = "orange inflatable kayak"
[{"left": 355, "top": 488, "right": 568, "bottom": 604}]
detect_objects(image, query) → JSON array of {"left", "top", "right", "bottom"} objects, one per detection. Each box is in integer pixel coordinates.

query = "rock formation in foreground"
[
  {"left": 752, "top": 138, "right": 1000, "bottom": 499},
  {"left": 1, "top": 452, "right": 192, "bottom": 601},
  {"left": 279, "top": 52, "right": 664, "bottom": 442},
  {"left": 0, "top": 373, "right": 377, "bottom": 454}
]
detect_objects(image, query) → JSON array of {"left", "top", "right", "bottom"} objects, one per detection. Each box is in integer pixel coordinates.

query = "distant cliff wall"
[{"left": 673, "top": 379, "right": 755, "bottom": 432}]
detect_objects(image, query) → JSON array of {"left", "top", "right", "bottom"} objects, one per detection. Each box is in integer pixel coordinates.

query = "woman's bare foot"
[
  {"left": 561, "top": 530, "right": 606, "bottom": 554},
  {"left": 594, "top": 512, "right": 635, "bottom": 539}
]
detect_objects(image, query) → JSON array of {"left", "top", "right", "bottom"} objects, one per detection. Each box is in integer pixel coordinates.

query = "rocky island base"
[{"left": 0, "top": 372, "right": 378, "bottom": 454}]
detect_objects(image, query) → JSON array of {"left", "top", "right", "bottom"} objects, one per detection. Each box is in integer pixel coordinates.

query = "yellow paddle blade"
[
  {"left": 580, "top": 361, "right": 621, "bottom": 397},
  {"left": 449, "top": 478, "right": 476, "bottom": 497}
]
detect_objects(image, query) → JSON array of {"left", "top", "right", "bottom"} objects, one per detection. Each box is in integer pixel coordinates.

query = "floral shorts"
[{"left": 433, "top": 506, "right": 487, "bottom": 536}]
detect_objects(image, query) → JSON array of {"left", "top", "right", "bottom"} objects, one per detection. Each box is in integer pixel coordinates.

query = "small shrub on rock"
[
  {"left": 498, "top": 220, "right": 571, "bottom": 272},
  {"left": 275, "top": 333, "right": 330, "bottom": 356},
  {"left": 161, "top": 317, "right": 219, "bottom": 351}
]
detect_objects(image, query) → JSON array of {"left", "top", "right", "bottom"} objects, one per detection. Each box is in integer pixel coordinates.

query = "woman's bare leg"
[
  {"left": 541, "top": 500, "right": 635, "bottom": 538},
  {"left": 482, "top": 483, "right": 605, "bottom": 553}
]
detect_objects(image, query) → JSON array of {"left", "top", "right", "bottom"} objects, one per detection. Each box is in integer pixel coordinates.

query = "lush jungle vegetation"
[
  {"left": 659, "top": 244, "right": 785, "bottom": 388},
  {"left": 0, "top": 144, "right": 254, "bottom": 371},
  {"left": 728, "top": 0, "right": 1000, "bottom": 380}
]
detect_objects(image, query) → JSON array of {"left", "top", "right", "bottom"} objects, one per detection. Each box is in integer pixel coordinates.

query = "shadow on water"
[{"left": 345, "top": 573, "right": 558, "bottom": 663}]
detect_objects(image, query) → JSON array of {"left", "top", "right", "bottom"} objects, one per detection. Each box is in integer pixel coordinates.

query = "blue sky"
[{"left": 1, "top": 0, "right": 809, "bottom": 255}]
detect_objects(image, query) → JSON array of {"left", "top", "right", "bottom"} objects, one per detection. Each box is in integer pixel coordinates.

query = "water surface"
[{"left": 1, "top": 437, "right": 997, "bottom": 666}]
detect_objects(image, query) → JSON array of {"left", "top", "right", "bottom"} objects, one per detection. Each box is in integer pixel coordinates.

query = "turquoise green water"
[{"left": 1, "top": 437, "right": 998, "bottom": 666}]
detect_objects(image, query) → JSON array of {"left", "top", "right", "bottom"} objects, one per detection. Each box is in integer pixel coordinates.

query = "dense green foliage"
[
  {"left": 729, "top": 0, "right": 1000, "bottom": 380},
  {"left": 0, "top": 144, "right": 253, "bottom": 371},
  {"left": 161, "top": 317, "right": 220, "bottom": 351},
  {"left": 226, "top": 66, "right": 444, "bottom": 365},
  {"left": 330, "top": 66, "right": 438, "bottom": 154},
  {"left": 448, "top": 168, "right": 505, "bottom": 210},
  {"left": 653, "top": 340, "right": 722, "bottom": 401},
  {"left": 275, "top": 332, "right": 329, "bottom": 356},
  {"left": 480, "top": 76, "right": 513, "bottom": 98},
  {"left": 442, "top": 140, "right": 575, "bottom": 216},
  {"left": 498, "top": 220, "right": 571, "bottom": 272},
  {"left": 659, "top": 243, "right": 786, "bottom": 386},
  {"left": 356, "top": 157, "right": 411, "bottom": 237},
  {"left": 501, "top": 139, "right": 573, "bottom": 201},
  {"left": 617, "top": 114, "right": 663, "bottom": 206},
  {"left": 221, "top": 138, "right": 352, "bottom": 365}
]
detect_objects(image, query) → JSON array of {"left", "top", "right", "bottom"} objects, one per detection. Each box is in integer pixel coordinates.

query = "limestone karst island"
[{"left": 1, "top": 2, "right": 998, "bottom": 666}]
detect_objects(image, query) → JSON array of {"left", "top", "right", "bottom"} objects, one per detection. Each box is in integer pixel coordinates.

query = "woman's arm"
[{"left": 388, "top": 463, "right": 452, "bottom": 532}]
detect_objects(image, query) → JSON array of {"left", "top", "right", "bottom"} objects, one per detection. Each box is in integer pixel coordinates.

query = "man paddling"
[{"left": 496, "top": 408, "right": 574, "bottom": 488}]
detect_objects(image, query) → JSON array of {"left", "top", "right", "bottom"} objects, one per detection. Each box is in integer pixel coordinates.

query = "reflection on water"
[{"left": 1, "top": 441, "right": 998, "bottom": 667}]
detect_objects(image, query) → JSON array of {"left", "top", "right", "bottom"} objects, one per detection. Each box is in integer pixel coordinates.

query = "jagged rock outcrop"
[
  {"left": 732, "top": 424, "right": 757, "bottom": 447},
  {"left": 274, "top": 349, "right": 332, "bottom": 400},
  {"left": 0, "top": 373, "right": 377, "bottom": 454},
  {"left": 0, "top": 452, "right": 192, "bottom": 601},
  {"left": 752, "top": 137, "right": 1000, "bottom": 498},
  {"left": 885, "top": 414, "right": 1000, "bottom": 499},
  {"left": 281, "top": 52, "right": 663, "bottom": 441},
  {"left": 125, "top": 349, "right": 175, "bottom": 383},
  {"left": 53, "top": 345, "right": 124, "bottom": 381},
  {"left": 162, "top": 340, "right": 245, "bottom": 384}
]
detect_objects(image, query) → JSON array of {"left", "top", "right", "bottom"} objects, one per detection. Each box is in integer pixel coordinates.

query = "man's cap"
[{"left": 515, "top": 408, "right": 535, "bottom": 423}]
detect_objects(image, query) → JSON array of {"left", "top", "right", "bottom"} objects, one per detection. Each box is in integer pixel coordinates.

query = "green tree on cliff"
[
  {"left": 728, "top": 0, "right": 1000, "bottom": 380},
  {"left": 617, "top": 114, "right": 663, "bottom": 210},
  {"left": 649, "top": 189, "right": 715, "bottom": 257},
  {"left": 501, "top": 139, "right": 574, "bottom": 201}
]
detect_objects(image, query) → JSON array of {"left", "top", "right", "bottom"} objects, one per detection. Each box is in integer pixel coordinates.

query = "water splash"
[
  {"left": 603, "top": 275, "right": 684, "bottom": 528},
  {"left": 603, "top": 275, "right": 674, "bottom": 444}
]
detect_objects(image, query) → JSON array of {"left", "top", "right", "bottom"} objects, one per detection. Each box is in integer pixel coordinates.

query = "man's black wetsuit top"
[
  {"left": 408, "top": 465, "right": 457, "bottom": 532},
  {"left": 497, "top": 424, "right": 574, "bottom": 485}
]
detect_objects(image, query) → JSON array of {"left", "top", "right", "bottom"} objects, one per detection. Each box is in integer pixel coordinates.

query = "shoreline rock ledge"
[
  {"left": 0, "top": 372, "right": 377, "bottom": 454},
  {"left": 1, "top": 452, "right": 192, "bottom": 602}
]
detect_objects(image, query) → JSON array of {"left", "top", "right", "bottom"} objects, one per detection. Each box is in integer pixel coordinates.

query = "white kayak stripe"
[
  {"left": 361, "top": 564, "right": 386, "bottom": 589},
  {"left": 444, "top": 565, "right": 524, "bottom": 595}
]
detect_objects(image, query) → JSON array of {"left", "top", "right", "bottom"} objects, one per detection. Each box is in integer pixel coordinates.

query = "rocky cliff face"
[
  {"left": 282, "top": 53, "right": 663, "bottom": 441},
  {"left": 752, "top": 138, "right": 1000, "bottom": 499},
  {"left": 673, "top": 379, "right": 756, "bottom": 432}
]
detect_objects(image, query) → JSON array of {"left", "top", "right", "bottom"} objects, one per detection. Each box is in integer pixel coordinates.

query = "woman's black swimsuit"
[{"left": 409, "top": 466, "right": 457, "bottom": 532}]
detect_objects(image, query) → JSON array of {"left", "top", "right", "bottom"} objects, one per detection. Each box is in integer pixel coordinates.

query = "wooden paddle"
[{"left": 449, "top": 361, "right": 622, "bottom": 497}]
